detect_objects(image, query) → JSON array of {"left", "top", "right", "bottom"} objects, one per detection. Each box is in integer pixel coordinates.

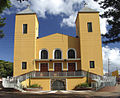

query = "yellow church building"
[{"left": 13, "top": 6, "right": 103, "bottom": 90}]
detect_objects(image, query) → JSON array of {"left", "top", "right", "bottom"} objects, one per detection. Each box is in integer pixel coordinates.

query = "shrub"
[
  {"left": 29, "top": 84, "right": 41, "bottom": 88},
  {"left": 80, "top": 82, "right": 89, "bottom": 87},
  {"left": 75, "top": 82, "right": 89, "bottom": 89}
]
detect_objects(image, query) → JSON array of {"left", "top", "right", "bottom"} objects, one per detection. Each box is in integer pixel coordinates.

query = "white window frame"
[
  {"left": 39, "top": 62, "right": 49, "bottom": 71},
  {"left": 67, "top": 48, "right": 77, "bottom": 59},
  {"left": 67, "top": 62, "right": 77, "bottom": 71},
  {"left": 53, "top": 48, "right": 62, "bottom": 59},
  {"left": 53, "top": 62, "right": 63, "bottom": 71},
  {"left": 39, "top": 49, "right": 49, "bottom": 59}
]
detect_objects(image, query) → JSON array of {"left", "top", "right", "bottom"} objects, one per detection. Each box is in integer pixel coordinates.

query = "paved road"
[
  {"left": 0, "top": 89, "right": 120, "bottom": 98},
  {"left": 1, "top": 85, "right": 120, "bottom": 98}
]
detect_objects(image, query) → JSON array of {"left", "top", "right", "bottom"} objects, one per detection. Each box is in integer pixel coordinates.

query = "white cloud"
[
  {"left": 100, "top": 18, "right": 107, "bottom": 34},
  {"left": 30, "top": 0, "right": 83, "bottom": 17},
  {"left": 102, "top": 46, "right": 120, "bottom": 73},
  {"left": 61, "top": 13, "right": 77, "bottom": 27},
  {"left": 5, "top": 0, "right": 108, "bottom": 34}
]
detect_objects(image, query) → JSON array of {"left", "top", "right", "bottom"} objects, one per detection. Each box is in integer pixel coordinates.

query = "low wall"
[
  {"left": 21, "top": 79, "right": 29, "bottom": 88},
  {"left": 30, "top": 78, "right": 50, "bottom": 91},
  {"left": 66, "top": 77, "right": 86, "bottom": 90},
  {"left": 21, "top": 77, "right": 87, "bottom": 91}
]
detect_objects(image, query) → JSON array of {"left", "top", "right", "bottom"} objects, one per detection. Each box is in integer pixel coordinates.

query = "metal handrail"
[{"left": 32, "top": 71, "right": 86, "bottom": 78}]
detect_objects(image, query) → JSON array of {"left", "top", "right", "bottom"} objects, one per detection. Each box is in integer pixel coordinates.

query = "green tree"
[
  {"left": 0, "top": 60, "right": 13, "bottom": 78},
  {"left": 94, "top": 0, "right": 120, "bottom": 44},
  {"left": 0, "top": 0, "right": 11, "bottom": 38}
]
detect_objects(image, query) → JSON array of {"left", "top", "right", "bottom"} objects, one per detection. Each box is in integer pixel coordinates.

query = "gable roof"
[
  {"left": 37, "top": 33, "right": 77, "bottom": 39},
  {"left": 79, "top": 6, "right": 99, "bottom": 13},
  {"left": 17, "top": 7, "right": 36, "bottom": 15}
]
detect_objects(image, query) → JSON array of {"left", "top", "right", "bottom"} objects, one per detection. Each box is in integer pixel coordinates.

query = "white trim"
[
  {"left": 66, "top": 79, "right": 67, "bottom": 90},
  {"left": 39, "top": 62, "right": 49, "bottom": 72},
  {"left": 67, "top": 62, "right": 68, "bottom": 71},
  {"left": 53, "top": 63, "right": 55, "bottom": 71},
  {"left": 53, "top": 62, "right": 63, "bottom": 71},
  {"left": 48, "top": 63, "right": 49, "bottom": 71},
  {"left": 50, "top": 79, "right": 51, "bottom": 91},
  {"left": 75, "top": 62, "right": 77, "bottom": 71},
  {"left": 39, "top": 48, "right": 49, "bottom": 59},
  {"left": 62, "top": 62, "right": 63, "bottom": 71},
  {"left": 67, "top": 62, "right": 77, "bottom": 71},
  {"left": 34, "top": 58, "right": 81, "bottom": 61},
  {"left": 67, "top": 48, "right": 77, "bottom": 59},
  {"left": 39, "top": 63, "right": 40, "bottom": 71},
  {"left": 53, "top": 48, "right": 62, "bottom": 59}
]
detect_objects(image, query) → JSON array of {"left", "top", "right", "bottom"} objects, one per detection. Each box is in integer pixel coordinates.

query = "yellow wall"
[
  {"left": 36, "top": 33, "right": 80, "bottom": 59},
  {"left": 21, "top": 79, "right": 29, "bottom": 88},
  {"left": 14, "top": 14, "right": 39, "bottom": 76},
  {"left": 36, "top": 33, "right": 81, "bottom": 71},
  {"left": 76, "top": 13, "right": 103, "bottom": 76},
  {"left": 30, "top": 78, "right": 50, "bottom": 91},
  {"left": 67, "top": 77, "right": 86, "bottom": 90},
  {"left": 68, "top": 36, "right": 80, "bottom": 58},
  {"left": 21, "top": 77, "right": 86, "bottom": 90}
]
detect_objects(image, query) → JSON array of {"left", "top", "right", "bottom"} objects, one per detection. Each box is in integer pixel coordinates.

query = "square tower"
[
  {"left": 76, "top": 6, "right": 103, "bottom": 76},
  {"left": 14, "top": 7, "right": 39, "bottom": 76}
]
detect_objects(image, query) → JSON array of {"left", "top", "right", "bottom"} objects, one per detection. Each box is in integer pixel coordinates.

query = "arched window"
[
  {"left": 41, "top": 50, "right": 48, "bottom": 59},
  {"left": 54, "top": 49, "right": 62, "bottom": 59},
  {"left": 68, "top": 49, "right": 76, "bottom": 59}
]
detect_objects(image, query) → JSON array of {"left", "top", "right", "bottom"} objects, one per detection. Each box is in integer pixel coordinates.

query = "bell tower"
[
  {"left": 14, "top": 7, "right": 39, "bottom": 76},
  {"left": 76, "top": 6, "right": 103, "bottom": 76}
]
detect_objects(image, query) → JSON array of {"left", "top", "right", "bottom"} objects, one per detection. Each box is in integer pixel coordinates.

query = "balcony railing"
[
  {"left": 31, "top": 71, "right": 86, "bottom": 78},
  {"left": 34, "top": 58, "right": 81, "bottom": 62},
  {"left": 6, "top": 71, "right": 86, "bottom": 83},
  {"left": 6, "top": 71, "right": 103, "bottom": 84}
]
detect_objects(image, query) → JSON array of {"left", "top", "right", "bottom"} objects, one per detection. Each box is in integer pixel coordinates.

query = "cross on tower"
[
  {"left": 17, "top": 0, "right": 28, "bottom": 3},
  {"left": 83, "top": 1, "right": 88, "bottom": 7},
  {"left": 27, "top": 4, "right": 30, "bottom": 8}
]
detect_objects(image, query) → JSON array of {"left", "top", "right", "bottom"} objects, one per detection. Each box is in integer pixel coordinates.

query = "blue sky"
[{"left": 0, "top": 0, "right": 120, "bottom": 73}]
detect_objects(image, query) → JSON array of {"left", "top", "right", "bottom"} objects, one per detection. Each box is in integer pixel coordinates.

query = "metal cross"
[
  {"left": 17, "top": 0, "right": 28, "bottom": 3},
  {"left": 27, "top": 4, "right": 30, "bottom": 8},
  {"left": 83, "top": 1, "right": 88, "bottom": 7}
]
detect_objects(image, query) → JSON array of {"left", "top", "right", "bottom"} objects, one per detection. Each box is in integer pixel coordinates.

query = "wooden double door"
[
  {"left": 68, "top": 63, "right": 76, "bottom": 72},
  {"left": 40, "top": 63, "right": 48, "bottom": 72},
  {"left": 40, "top": 63, "right": 63, "bottom": 72},
  {"left": 54, "top": 63, "right": 62, "bottom": 72},
  {"left": 54, "top": 62, "right": 76, "bottom": 72},
  {"left": 40, "top": 62, "right": 76, "bottom": 72}
]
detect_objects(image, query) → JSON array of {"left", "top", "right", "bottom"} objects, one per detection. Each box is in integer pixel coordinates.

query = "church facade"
[{"left": 13, "top": 6, "right": 103, "bottom": 90}]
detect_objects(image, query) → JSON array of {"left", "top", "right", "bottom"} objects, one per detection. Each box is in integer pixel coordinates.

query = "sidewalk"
[
  {"left": 97, "top": 84, "right": 120, "bottom": 92},
  {"left": 24, "top": 85, "right": 120, "bottom": 97}
]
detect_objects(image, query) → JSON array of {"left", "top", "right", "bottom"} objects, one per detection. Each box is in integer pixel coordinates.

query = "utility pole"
[
  {"left": 116, "top": 66, "right": 118, "bottom": 71},
  {"left": 108, "top": 58, "right": 110, "bottom": 76}
]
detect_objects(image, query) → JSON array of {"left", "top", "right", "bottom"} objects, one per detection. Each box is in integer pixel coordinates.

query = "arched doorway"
[{"left": 51, "top": 80, "right": 66, "bottom": 90}]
